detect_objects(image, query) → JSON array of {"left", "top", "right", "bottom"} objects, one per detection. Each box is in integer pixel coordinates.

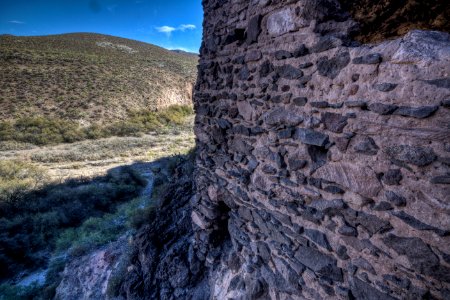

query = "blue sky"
[{"left": 0, "top": 0, "right": 203, "bottom": 53}]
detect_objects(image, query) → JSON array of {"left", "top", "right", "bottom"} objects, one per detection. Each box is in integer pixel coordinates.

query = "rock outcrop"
[
  {"left": 55, "top": 159, "right": 209, "bottom": 300},
  {"left": 55, "top": 236, "right": 129, "bottom": 300},
  {"left": 192, "top": 0, "right": 450, "bottom": 299},
  {"left": 119, "top": 162, "right": 209, "bottom": 300}
]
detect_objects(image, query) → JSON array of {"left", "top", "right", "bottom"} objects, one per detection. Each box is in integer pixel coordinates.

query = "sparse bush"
[
  {"left": 105, "top": 120, "right": 144, "bottom": 137},
  {"left": 40, "top": 257, "right": 66, "bottom": 299},
  {"left": 0, "top": 160, "right": 46, "bottom": 206},
  {"left": 0, "top": 141, "right": 36, "bottom": 151},
  {"left": 0, "top": 165, "right": 146, "bottom": 281},
  {"left": 0, "top": 105, "right": 193, "bottom": 146},
  {"left": 106, "top": 245, "right": 134, "bottom": 298},
  {"left": 166, "top": 155, "right": 184, "bottom": 175},
  {"left": 130, "top": 150, "right": 195, "bottom": 229},
  {"left": 0, "top": 282, "right": 41, "bottom": 300}
]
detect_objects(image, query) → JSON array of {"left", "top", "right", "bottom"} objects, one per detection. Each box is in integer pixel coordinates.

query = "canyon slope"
[{"left": 0, "top": 33, "right": 197, "bottom": 124}]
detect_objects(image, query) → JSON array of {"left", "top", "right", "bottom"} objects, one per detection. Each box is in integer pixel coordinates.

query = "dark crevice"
[
  {"left": 210, "top": 201, "right": 232, "bottom": 248},
  {"left": 308, "top": 145, "right": 329, "bottom": 173},
  {"left": 339, "top": 0, "right": 450, "bottom": 43}
]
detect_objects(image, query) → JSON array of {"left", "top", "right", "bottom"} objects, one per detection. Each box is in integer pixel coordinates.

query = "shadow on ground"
[{"left": 0, "top": 153, "right": 192, "bottom": 299}]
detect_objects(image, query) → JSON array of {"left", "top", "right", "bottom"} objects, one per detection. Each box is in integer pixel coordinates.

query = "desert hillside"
[
  {"left": 0, "top": 34, "right": 197, "bottom": 295},
  {"left": 0, "top": 33, "right": 198, "bottom": 124}
]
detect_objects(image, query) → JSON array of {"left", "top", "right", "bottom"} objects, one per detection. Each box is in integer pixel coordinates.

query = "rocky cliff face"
[
  {"left": 192, "top": 0, "right": 450, "bottom": 299},
  {"left": 118, "top": 169, "right": 209, "bottom": 300}
]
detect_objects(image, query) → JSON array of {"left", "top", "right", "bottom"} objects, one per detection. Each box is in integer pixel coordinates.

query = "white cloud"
[
  {"left": 179, "top": 24, "right": 196, "bottom": 31},
  {"left": 156, "top": 26, "right": 177, "bottom": 36},
  {"left": 155, "top": 24, "right": 196, "bottom": 36},
  {"left": 8, "top": 20, "right": 25, "bottom": 24}
]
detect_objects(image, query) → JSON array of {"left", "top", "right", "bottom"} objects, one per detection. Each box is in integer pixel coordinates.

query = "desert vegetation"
[
  {"left": 0, "top": 104, "right": 194, "bottom": 146},
  {"left": 0, "top": 161, "right": 146, "bottom": 279},
  {"left": 0, "top": 152, "right": 194, "bottom": 299},
  {"left": 0, "top": 112, "right": 195, "bottom": 299},
  {"left": 0, "top": 33, "right": 197, "bottom": 124},
  {"left": 0, "top": 31, "right": 197, "bottom": 300}
]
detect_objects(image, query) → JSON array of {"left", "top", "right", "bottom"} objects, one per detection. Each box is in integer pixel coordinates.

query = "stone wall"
[{"left": 193, "top": 0, "right": 450, "bottom": 299}]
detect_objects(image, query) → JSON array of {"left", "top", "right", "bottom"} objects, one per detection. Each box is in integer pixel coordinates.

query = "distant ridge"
[
  {"left": 0, "top": 33, "right": 198, "bottom": 124},
  {"left": 170, "top": 49, "right": 199, "bottom": 57}
]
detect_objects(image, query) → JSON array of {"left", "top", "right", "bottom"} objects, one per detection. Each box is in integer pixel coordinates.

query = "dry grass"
[{"left": 0, "top": 116, "right": 195, "bottom": 181}]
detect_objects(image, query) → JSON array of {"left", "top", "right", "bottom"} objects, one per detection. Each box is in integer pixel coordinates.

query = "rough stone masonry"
[{"left": 192, "top": 0, "right": 450, "bottom": 299}]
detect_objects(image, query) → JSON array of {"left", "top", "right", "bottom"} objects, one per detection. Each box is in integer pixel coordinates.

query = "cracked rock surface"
[{"left": 192, "top": 0, "right": 450, "bottom": 299}]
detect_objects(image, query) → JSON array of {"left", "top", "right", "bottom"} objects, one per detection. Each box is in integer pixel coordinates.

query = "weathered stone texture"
[{"left": 193, "top": 0, "right": 450, "bottom": 299}]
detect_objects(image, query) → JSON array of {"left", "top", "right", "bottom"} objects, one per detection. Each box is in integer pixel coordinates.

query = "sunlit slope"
[{"left": 0, "top": 33, "right": 198, "bottom": 124}]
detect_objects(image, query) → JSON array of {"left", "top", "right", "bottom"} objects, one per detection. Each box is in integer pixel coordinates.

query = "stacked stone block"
[{"left": 193, "top": 0, "right": 450, "bottom": 298}]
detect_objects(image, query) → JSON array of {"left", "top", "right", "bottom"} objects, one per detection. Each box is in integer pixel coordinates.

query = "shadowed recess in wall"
[{"left": 339, "top": 0, "right": 450, "bottom": 43}]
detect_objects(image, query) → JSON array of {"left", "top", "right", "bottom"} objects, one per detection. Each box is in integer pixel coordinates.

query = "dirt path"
[{"left": 130, "top": 160, "right": 169, "bottom": 206}]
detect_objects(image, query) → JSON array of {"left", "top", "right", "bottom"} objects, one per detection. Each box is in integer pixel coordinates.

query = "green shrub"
[
  {"left": 128, "top": 111, "right": 163, "bottom": 132},
  {"left": 13, "top": 117, "right": 85, "bottom": 145},
  {"left": 40, "top": 257, "right": 66, "bottom": 300},
  {"left": 129, "top": 104, "right": 194, "bottom": 129},
  {"left": 0, "top": 122, "right": 14, "bottom": 141},
  {"left": 0, "top": 282, "right": 41, "bottom": 300},
  {"left": 0, "top": 105, "right": 193, "bottom": 146},
  {"left": 0, "top": 161, "right": 46, "bottom": 205},
  {"left": 0, "top": 166, "right": 146, "bottom": 281},
  {"left": 106, "top": 245, "right": 133, "bottom": 298},
  {"left": 57, "top": 215, "right": 126, "bottom": 256},
  {"left": 55, "top": 169, "right": 148, "bottom": 254},
  {"left": 128, "top": 205, "right": 156, "bottom": 229},
  {"left": 105, "top": 121, "right": 144, "bottom": 137},
  {"left": 84, "top": 124, "right": 107, "bottom": 140},
  {"left": 159, "top": 104, "right": 193, "bottom": 125}
]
